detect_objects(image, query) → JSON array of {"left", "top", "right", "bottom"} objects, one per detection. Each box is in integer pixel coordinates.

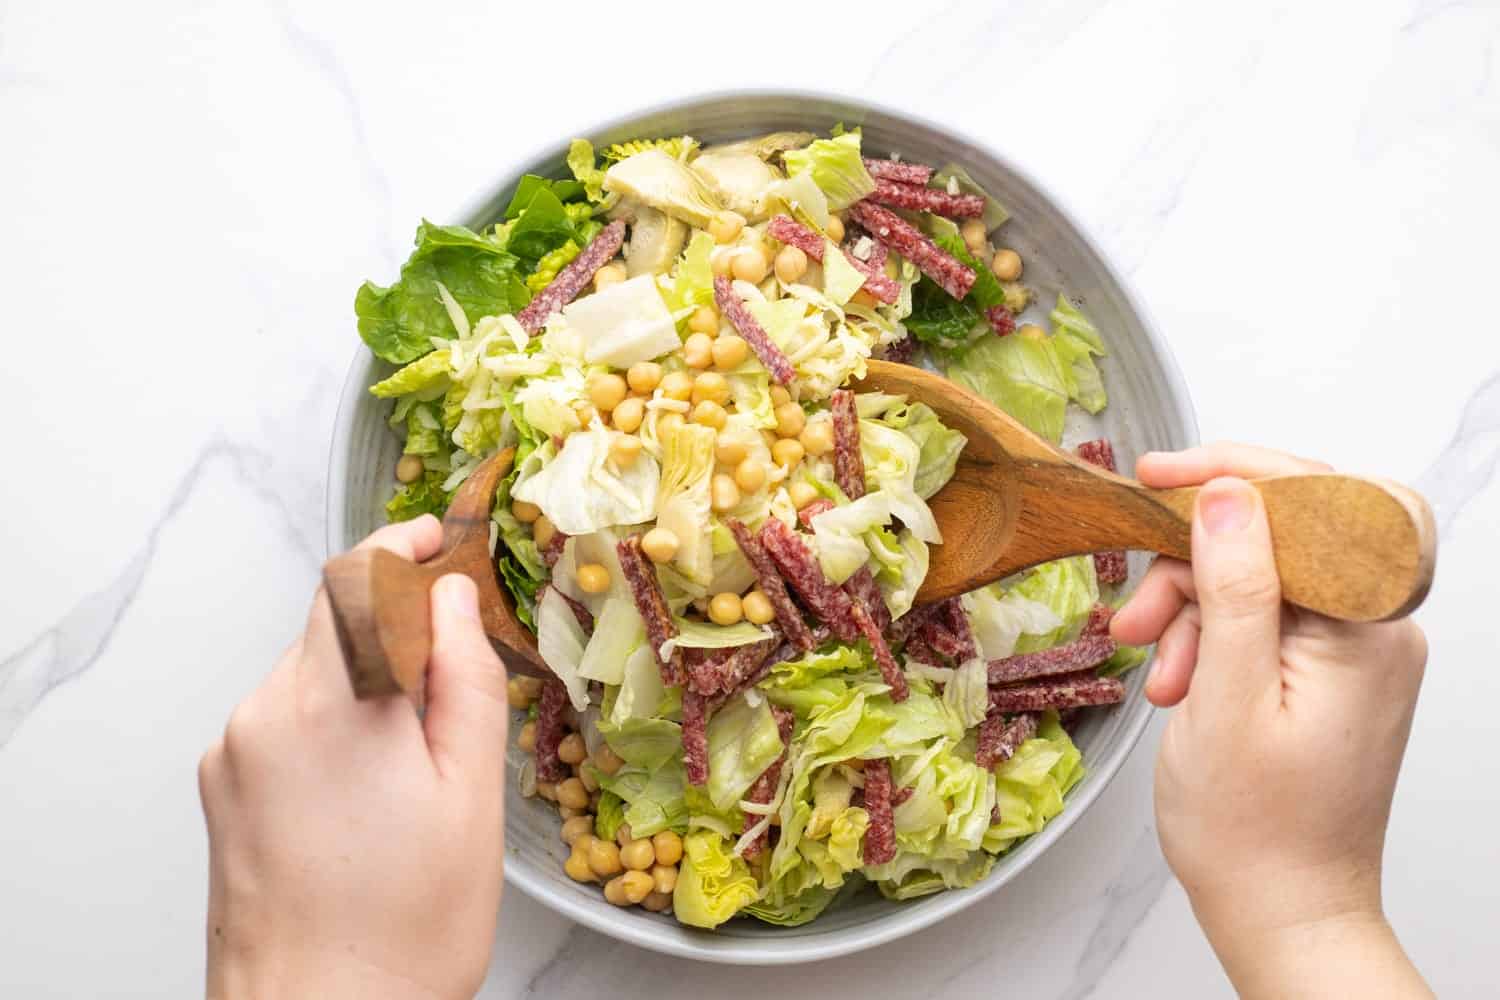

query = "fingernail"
[
  {"left": 441, "top": 574, "right": 480, "bottom": 622},
  {"left": 1198, "top": 478, "right": 1255, "bottom": 536}
]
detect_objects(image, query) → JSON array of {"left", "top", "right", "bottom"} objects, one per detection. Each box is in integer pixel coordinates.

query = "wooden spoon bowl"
[{"left": 852, "top": 359, "right": 1437, "bottom": 620}]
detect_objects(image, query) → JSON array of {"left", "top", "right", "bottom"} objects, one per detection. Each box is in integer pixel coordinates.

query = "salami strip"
[
  {"left": 741, "top": 706, "right": 796, "bottom": 859},
  {"left": 758, "top": 518, "right": 860, "bottom": 642},
  {"left": 534, "top": 679, "right": 571, "bottom": 782},
  {"left": 987, "top": 634, "right": 1116, "bottom": 684},
  {"left": 844, "top": 565, "right": 891, "bottom": 632},
  {"left": 863, "top": 158, "right": 933, "bottom": 185},
  {"left": 541, "top": 530, "right": 568, "bottom": 569},
  {"left": 616, "top": 535, "right": 684, "bottom": 686},
  {"left": 796, "top": 497, "right": 837, "bottom": 529},
  {"left": 847, "top": 201, "right": 976, "bottom": 301},
  {"left": 984, "top": 305, "right": 1017, "bottom": 337},
  {"left": 685, "top": 634, "right": 782, "bottom": 697},
  {"left": 727, "top": 518, "right": 816, "bottom": 652},
  {"left": 890, "top": 784, "right": 914, "bottom": 807},
  {"left": 681, "top": 690, "right": 710, "bottom": 786},
  {"left": 919, "top": 597, "right": 977, "bottom": 662},
  {"left": 1082, "top": 603, "right": 1113, "bottom": 638},
  {"left": 862, "top": 758, "right": 897, "bottom": 865},
  {"left": 869, "top": 178, "right": 985, "bottom": 219},
  {"left": 902, "top": 634, "right": 945, "bottom": 667},
  {"left": 840, "top": 239, "right": 901, "bottom": 304},
  {"left": 516, "top": 219, "right": 626, "bottom": 334},
  {"left": 539, "top": 584, "right": 594, "bottom": 634},
  {"left": 887, "top": 603, "right": 939, "bottom": 645},
  {"left": 853, "top": 601, "right": 908, "bottom": 701},
  {"left": 1075, "top": 439, "right": 1127, "bottom": 584},
  {"left": 713, "top": 275, "right": 796, "bottom": 384},
  {"left": 830, "top": 389, "right": 866, "bottom": 500},
  {"left": 986, "top": 673, "right": 1125, "bottom": 713},
  {"left": 875, "top": 334, "right": 916, "bottom": 364},
  {"left": 976, "top": 711, "right": 1038, "bottom": 769},
  {"left": 765, "top": 215, "right": 899, "bottom": 304}
]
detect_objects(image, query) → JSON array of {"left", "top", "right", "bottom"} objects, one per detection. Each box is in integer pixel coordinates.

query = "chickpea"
[
  {"left": 788, "top": 480, "right": 819, "bottom": 510},
  {"left": 573, "top": 401, "right": 599, "bottom": 427},
  {"left": 660, "top": 370, "right": 695, "bottom": 401},
  {"left": 1016, "top": 323, "right": 1047, "bottom": 341},
  {"left": 991, "top": 248, "right": 1023, "bottom": 282},
  {"left": 594, "top": 745, "right": 626, "bottom": 776},
  {"left": 395, "top": 453, "right": 425, "bottom": 484},
  {"left": 517, "top": 720, "right": 538, "bottom": 752},
  {"left": 731, "top": 246, "right": 770, "bottom": 284},
  {"left": 611, "top": 396, "right": 645, "bottom": 434},
  {"left": 688, "top": 305, "right": 719, "bottom": 335},
  {"left": 536, "top": 781, "right": 558, "bottom": 802},
  {"left": 1000, "top": 281, "right": 1030, "bottom": 314},
  {"left": 691, "top": 371, "right": 730, "bottom": 406},
  {"left": 709, "top": 210, "right": 746, "bottom": 244},
  {"left": 558, "top": 804, "right": 585, "bottom": 821},
  {"left": 708, "top": 591, "right": 744, "bottom": 626},
  {"left": 603, "top": 875, "right": 631, "bottom": 906},
  {"left": 850, "top": 287, "right": 878, "bottom": 308},
  {"left": 557, "top": 777, "right": 590, "bottom": 811},
  {"left": 771, "top": 438, "right": 805, "bottom": 468},
  {"left": 691, "top": 400, "right": 728, "bottom": 430},
  {"left": 587, "top": 372, "right": 628, "bottom": 413},
  {"left": 773, "top": 401, "right": 806, "bottom": 438},
  {"left": 825, "top": 215, "right": 846, "bottom": 243},
  {"left": 618, "top": 870, "right": 655, "bottom": 904},
  {"left": 558, "top": 732, "right": 587, "bottom": 766},
  {"left": 564, "top": 849, "right": 596, "bottom": 883},
  {"left": 960, "top": 218, "right": 989, "bottom": 254},
  {"left": 518, "top": 676, "right": 544, "bottom": 699},
  {"left": 626, "top": 361, "right": 662, "bottom": 394},
  {"left": 609, "top": 434, "right": 643, "bottom": 468},
  {"left": 710, "top": 473, "right": 741, "bottom": 512},
  {"left": 576, "top": 563, "right": 610, "bottom": 595},
  {"left": 641, "top": 891, "right": 673, "bottom": 913},
  {"left": 651, "top": 864, "right": 679, "bottom": 895},
  {"left": 742, "top": 590, "right": 775, "bottom": 625},
  {"left": 774, "top": 245, "right": 809, "bottom": 284},
  {"left": 533, "top": 515, "right": 557, "bottom": 549},
  {"left": 715, "top": 437, "right": 749, "bottom": 467},
  {"left": 578, "top": 763, "right": 600, "bottom": 793},
  {"left": 682, "top": 332, "right": 714, "bottom": 369},
  {"left": 511, "top": 499, "right": 541, "bottom": 524},
  {"left": 506, "top": 676, "right": 534, "bottom": 710},
  {"left": 587, "top": 837, "right": 623, "bottom": 878},
  {"left": 769, "top": 385, "right": 792, "bottom": 407},
  {"left": 620, "top": 838, "right": 656, "bottom": 871},
  {"left": 734, "top": 457, "right": 766, "bottom": 493},
  {"left": 710, "top": 246, "right": 735, "bottom": 277},
  {"left": 561, "top": 815, "right": 594, "bottom": 847},
  {"left": 711, "top": 334, "right": 749, "bottom": 371},
  {"left": 655, "top": 411, "right": 686, "bottom": 437},
  {"left": 593, "top": 261, "right": 628, "bottom": 291},
  {"left": 799, "top": 420, "right": 835, "bottom": 457},
  {"left": 640, "top": 527, "right": 680, "bottom": 564},
  {"left": 652, "top": 831, "right": 684, "bottom": 866},
  {"left": 615, "top": 824, "right": 634, "bottom": 848}
]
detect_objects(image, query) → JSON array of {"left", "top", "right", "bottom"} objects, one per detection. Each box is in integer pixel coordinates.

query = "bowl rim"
[{"left": 326, "top": 86, "right": 1197, "bottom": 965}]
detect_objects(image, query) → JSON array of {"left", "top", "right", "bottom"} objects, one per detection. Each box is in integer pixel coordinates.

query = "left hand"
[{"left": 198, "top": 516, "right": 509, "bottom": 1000}]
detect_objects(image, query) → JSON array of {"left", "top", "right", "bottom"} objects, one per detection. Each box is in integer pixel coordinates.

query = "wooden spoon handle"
[{"left": 323, "top": 546, "right": 450, "bottom": 699}]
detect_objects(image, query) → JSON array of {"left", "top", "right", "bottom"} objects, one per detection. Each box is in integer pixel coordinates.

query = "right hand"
[{"left": 1113, "top": 444, "right": 1432, "bottom": 997}]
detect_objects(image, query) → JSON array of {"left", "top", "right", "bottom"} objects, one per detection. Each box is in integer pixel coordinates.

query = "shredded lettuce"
[
  {"left": 782, "top": 133, "right": 876, "bottom": 211},
  {"left": 673, "top": 831, "right": 760, "bottom": 929}
]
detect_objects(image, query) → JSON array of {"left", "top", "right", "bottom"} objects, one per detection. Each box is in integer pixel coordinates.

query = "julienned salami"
[
  {"left": 840, "top": 238, "right": 901, "bottom": 304},
  {"left": 862, "top": 758, "right": 897, "bottom": 865},
  {"left": 869, "top": 178, "right": 985, "bottom": 219},
  {"left": 987, "top": 673, "right": 1125, "bottom": 713},
  {"left": 890, "top": 784, "right": 914, "bottom": 807},
  {"left": 541, "top": 530, "right": 568, "bottom": 568},
  {"left": 919, "top": 597, "right": 977, "bottom": 662},
  {"left": 727, "top": 519, "right": 816, "bottom": 652},
  {"left": 758, "top": 518, "right": 860, "bottom": 642},
  {"left": 863, "top": 158, "right": 933, "bottom": 185},
  {"left": 976, "top": 711, "right": 1038, "bottom": 769},
  {"left": 713, "top": 276, "right": 796, "bottom": 384},
  {"left": 1075, "top": 439, "right": 1127, "bottom": 583},
  {"left": 903, "top": 634, "right": 944, "bottom": 667},
  {"left": 852, "top": 601, "right": 908, "bottom": 702},
  {"left": 534, "top": 679, "right": 570, "bottom": 782},
  {"left": 887, "top": 603, "right": 938, "bottom": 645},
  {"left": 516, "top": 220, "right": 626, "bottom": 334},
  {"left": 685, "top": 633, "right": 782, "bottom": 697},
  {"left": 742, "top": 706, "right": 796, "bottom": 859},
  {"left": 844, "top": 565, "right": 891, "bottom": 632},
  {"left": 765, "top": 215, "right": 899, "bottom": 304},
  {"left": 830, "top": 389, "right": 866, "bottom": 500},
  {"left": 796, "top": 497, "right": 836, "bottom": 529},
  {"left": 985, "top": 305, "right": 1017, "bottom": 337},
  {"left": 847, "top": 201, "right": 976, "bottom": 301},
  {"left": 616, "top": 535, "right": 684, "bottom": 686},
  {"left": 1083, "top": 603, "right": 1113, "bottom": 638},
  {"left": 987, "top": 634, "right": 1116, "bottom": 684},
  {"left": 681, "top": 690, "right": 710, "bottom": 786}
]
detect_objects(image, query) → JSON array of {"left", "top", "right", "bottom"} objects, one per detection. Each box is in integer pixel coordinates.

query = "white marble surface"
[{"left": 3, "top": 0, "right": 1497, "bottom": 995}]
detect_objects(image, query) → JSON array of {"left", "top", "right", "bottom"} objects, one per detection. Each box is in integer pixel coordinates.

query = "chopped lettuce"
[
  {"left": 511, "top": 423, "right": 659, "bottom": 535},
  {"left": 370, "top": 349, "right": 452, "bottom": 399},
  {"left": 566, "top": 139, "right": 608, "bottom": 203},
  {"left": 943, "top": 326, "right": 1071, "bottom": 444},
  {"left": 809, "top": 491, "right": 892, "bottom": 584},
  {"left": 609, "top": 643, "right": 664, "bottom": 723},
  {"left": 1010, "top": 556, "right": 1100, "bottom": 652},
  {"left": 782, "top": 133, "right": 876, "bottom": 211},
  {"left": 858, "top": 421, "right": 941, "bottom": 543},
  {"left": 943, "top": 658, "right": 991, "bottom": 729},
  {"left": 703, "top": 693, "right": 786, "bottom": 812},
  {"left": 385, "top": 468, "right": 450, "bottom": 522},
  {"left": 673, "top": 831, "right": 760, "bottom": 929},
  {"left": 578, "top": 598, "right": 645, "bottom": 685},
  {"left": 1050, "top": 295, "right": 1108, "bottom": 413},
  {"left": 597, "top": 758, "right": 688, "bottom": 839},
  {"left": 535, "top": 587, "right": 591, "bottom": 712},
  {"left": 1099, "top": 642, "right": 1149, "bottom": 678},
  {"left": 983, "top": 712, "right": 1084, "bottom": 853},
  {"left": 877, "top": 529, "right": 929, "bottom": 621},
  {"left": 669, "top": 617, "right": 774, "bottom": 650},
  {"left": 594, "top": 790, "right": 626, "bottom": 842},
  {"left": 663, "top": 231, "right": 716, "bottom": 312},
  {"left": 1051, "top": 295, "right": 1106, "bottom": 353},
  {"left": 905, "top": 276, "right": 982, "bottom": 348},
  {"left": 505, "top": 187, "right": 579, "bottom": 263},
  {"left": 864, "top": 397, "right": 966, "bottom": 500},
  {"left": 597, "top": 716, "right": 683, "bottom": 772},
  {"left": 961, "top": 584, "right": 1064, "bottom": 660}
]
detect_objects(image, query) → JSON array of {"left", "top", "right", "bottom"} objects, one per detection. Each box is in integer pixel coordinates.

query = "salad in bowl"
[{"left": 353, "top": 125, "right": 1145, "bottom": 930}]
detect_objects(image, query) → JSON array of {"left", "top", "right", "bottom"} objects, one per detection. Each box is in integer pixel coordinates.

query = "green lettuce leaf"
[
  {"left": 983, "top": 711, "right": 1084, "bottom": 853},
  {"left": 866, "top": 398, "right": 967, "bottom": 500},
  {"left": 704, "top": 694, "right": 786, "bottom": 812},
  {"left": 596, "top": 759, "right": 688, "bottom": 838},
  {"left": 355, "top": 221, "right": 528, "bottom": 365},
  {"left": 535, "top": 586, "right": 592, "bottom": 711},
  {"left": 859, "top": 420, "right": 941, "bottom": 542},
  {"left": 506, "top": 187, "right": 579, "bottom": 263},
  {"left": 578, "top": 599, "right": 646, "bottom": 685},
  {"left": 1050, "top": 295, "right": 1106, "bottom": 353},
  {"left": 961, "top": 584, "right": 1064, "bottom": 660},
  {"left": 567, "top": 139, "right": 609, "bottom": 203},
  {"left": 808, "top": 491, "right": 892, "bottom": 584},
  {"left": 931, "top": 163, "right": 1011, "bottom": 231},
  {"left": 597, "top": 716, "right": 683, "bottom": 773},
  {"left": 503, "top": 174, "right": 586, "bottom": 220},
  {"left": 369, "top": 349, "right": 452, "bottom": 399},
  {"left": 741, "top": 883, "right": 842, "bottom": 927},
  {"left": 1099, "top": 643, "right": 1149, "bottom": 677},
  {"left": 943, "top": 327, "right": 1071, "bottom": 444},
  {"left": 782, "top": 133, "right": 876, "bottom": 211},
  {"left": 905, "top": 276, "right": 981, "bottom": 348},
  {"left": 385, "top": 468, "right": 450, "bottom": 522},
  {"left": 929, "top": 218, "right": 1007, "bottom": 314},
  {"left": 673, "top": 831, "right": 760, "bottom": 929},
  {"left": 594, "top": 790, "right": 626, "bottom": 842},
  {"left": 1010, "top": 556, "right": 1100, "bottom": 652},
  {"left": 872, "top": 852, "right": 995, "bottom": 899}
]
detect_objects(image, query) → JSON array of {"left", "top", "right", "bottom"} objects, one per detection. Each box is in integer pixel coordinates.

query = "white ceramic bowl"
[{"left": 327, "top": 90, "right": 1197, "bottom": 965}]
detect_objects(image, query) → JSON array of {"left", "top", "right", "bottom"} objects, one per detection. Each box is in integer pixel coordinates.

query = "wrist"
[
  {"left": 1207, "top": 908, "right": 1430, "bottom": 999},
  {"left": 207, "top": 942, "right": 451, "bottom": 1000}
]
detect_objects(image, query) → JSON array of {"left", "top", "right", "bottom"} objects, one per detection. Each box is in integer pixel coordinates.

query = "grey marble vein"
[{"left": 1417, "top": 372, "right": 1500, "bottom": 534}]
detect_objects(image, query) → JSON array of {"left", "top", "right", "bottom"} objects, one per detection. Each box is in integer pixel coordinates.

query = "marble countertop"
[{"left": 4, "top": 0, "right": 1497, "bottom": 996}]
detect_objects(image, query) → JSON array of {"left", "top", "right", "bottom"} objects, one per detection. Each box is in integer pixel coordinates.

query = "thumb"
[
  {"left": 423, "top": 573, "right": 509, "bottom": 778},
  {"left": 1187, "top": 477, "right": 1283, "bottom": 712}
]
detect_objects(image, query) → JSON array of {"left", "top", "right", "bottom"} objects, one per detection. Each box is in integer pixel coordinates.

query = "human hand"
[
  {"left": 1113, "top": 444, "right": 1432, "bottom": 998},
  {"left": 198, "top": 516, "right": 508, "bottom": 1000}
]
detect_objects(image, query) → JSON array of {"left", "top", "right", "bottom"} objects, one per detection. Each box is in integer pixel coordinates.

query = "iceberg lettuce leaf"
[
  {"left": 673, "top": 831, "right": 760, "bottom": 929},
  {"left": 782, "top": 133, "right": 876, "bottom": 211}
]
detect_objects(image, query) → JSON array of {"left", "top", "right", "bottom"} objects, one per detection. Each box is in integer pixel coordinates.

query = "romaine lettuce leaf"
[
  {"left": 673, "top": 831, "right": 760, "bottom": 929},
  {"left": 905, "top": 276, "right": 981, "bottom": 348},
  {"left": 503, "top": 174, "right": 586, "bottom": 220},
  {"left": 1050, "top": 295, "right": 1106, "bottom": 353},
  {"left": 385, "top": 468, "right": 450, "bottom": 522},
  {"left": 566, "top": 139, "right": 608, "bottom": 203},
  {"left": 782, "top": 133, "right": 876, "bottom": 211},
  {"left": 370, "top": 349, "right": 452, "bottom": 399}
]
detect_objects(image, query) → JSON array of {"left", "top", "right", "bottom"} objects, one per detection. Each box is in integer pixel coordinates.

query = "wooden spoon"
[
  {"left": 851, "top": 359, "right": 1436, "bottom": 620},
  {"left": 323, "top": 448, "right": 546, "bottom": 700}
]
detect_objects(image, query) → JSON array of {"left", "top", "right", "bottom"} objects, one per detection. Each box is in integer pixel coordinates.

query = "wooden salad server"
[
  {"left": 324, "top": 448, "right": 547, "bottom": 700},
  {"left": 852, "top": 359, "right": 1437, "bottom": 621}
]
